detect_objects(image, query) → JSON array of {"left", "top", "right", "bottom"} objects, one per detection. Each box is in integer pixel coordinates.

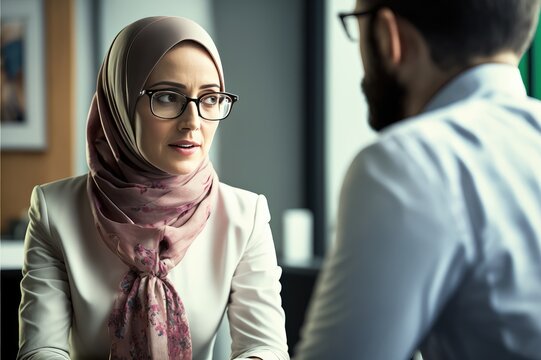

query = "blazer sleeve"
[
  {"left": 18, "top": 186, "right": 72, "bottom": 360},
  {"left": 228, "top": 195, "right": 290, "bottom": 360}
]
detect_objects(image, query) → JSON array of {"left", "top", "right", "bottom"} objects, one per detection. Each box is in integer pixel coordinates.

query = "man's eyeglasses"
[
  {"left": 338, "top": 7, "right": 382, "bottom": 41},
  {"left": 139, "top": 89, "right": 239, "bottom": 121}
]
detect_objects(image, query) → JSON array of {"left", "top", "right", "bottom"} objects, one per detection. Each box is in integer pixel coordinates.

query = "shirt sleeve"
[
  {"left": 294, "top": 137, "right": 471, "bottom": 359},
  {"left": 228, "top": 195, "right": 290, "bottom": 360},
  {"left": 18, "top": 186, "right": 72, "bottom": 360}
]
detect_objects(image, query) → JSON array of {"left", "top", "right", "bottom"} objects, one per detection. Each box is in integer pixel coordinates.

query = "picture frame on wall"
[{"left": 1, "top": 0, "right": 45, "bottom": 150}]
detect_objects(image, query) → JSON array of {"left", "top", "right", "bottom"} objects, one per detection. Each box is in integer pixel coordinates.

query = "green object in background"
[
  {"left": 533, "top": 14, "right": 541, "bottom": 99},
  {"left": 519, "top": 13, "right": 541, "bottom": 99},
  {"left": 519, "top": 50, "right": 530, "bottom": 93}
]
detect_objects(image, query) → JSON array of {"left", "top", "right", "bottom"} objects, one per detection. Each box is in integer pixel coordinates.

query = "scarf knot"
[{"left": 134, "top": 243, "right": 170, "bottom": 279}]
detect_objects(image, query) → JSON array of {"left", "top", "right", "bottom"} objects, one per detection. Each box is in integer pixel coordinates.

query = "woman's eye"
[
  {"left": 155, "top": 92, "right": 181, "bottom": 104},
  {"left": 202, "top": 95, "right": 219, "bottom": 106}
]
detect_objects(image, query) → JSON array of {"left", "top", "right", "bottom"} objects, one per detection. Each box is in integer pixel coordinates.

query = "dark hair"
[{"left": 366, "top": 0, "right": 541, "bottom": 69}]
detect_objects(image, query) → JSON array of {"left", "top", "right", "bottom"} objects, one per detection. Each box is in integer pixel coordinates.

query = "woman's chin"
[{"left": 166, "top": 159, "right": 203, "bottom": 176}]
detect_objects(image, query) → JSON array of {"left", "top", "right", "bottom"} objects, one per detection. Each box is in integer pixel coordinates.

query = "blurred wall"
[
  {"left": 213, "top": 0, "right": 305, "bottom": 256},
  {"left": 324, "top": 0, "right": 375, "bottom": 246},
  {"left": 1, "top": 0, "right": 75, "bottom": 232},
  {"left": 73, "top": 0, "right": 96, "bottom": 176}
]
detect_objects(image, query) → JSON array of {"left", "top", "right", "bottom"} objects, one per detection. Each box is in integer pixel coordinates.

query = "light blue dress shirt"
[{"left": 295, "top": 64, "right": 541, "bottom": 360}]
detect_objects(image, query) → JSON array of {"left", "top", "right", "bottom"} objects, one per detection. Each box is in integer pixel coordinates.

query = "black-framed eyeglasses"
[
  {"left": 139, "top": 89, "right": 239, "bottom": 121},
  {"left": 338, "top": 6, "right": 382, "bottom": 41}
]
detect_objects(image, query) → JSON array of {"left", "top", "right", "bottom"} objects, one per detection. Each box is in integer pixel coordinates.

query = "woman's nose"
[{"left": 177, "top": 102, "right": 200, "bottom": 131}]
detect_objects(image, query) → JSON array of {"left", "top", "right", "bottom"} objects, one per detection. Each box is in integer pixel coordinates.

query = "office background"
[{"left": 1, "top": 0, "right": 540, "bottom": 358}]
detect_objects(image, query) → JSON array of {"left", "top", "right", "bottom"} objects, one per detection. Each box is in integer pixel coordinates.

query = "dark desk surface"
[
  {"left": 2, "top": 269, "right": 22, "bottom": 359},
  {"left": 1, "top": 240, "right": 24, "bottom": 358},
  {"left": 279, "top": 257, "right": 323, "bottom": 356}
]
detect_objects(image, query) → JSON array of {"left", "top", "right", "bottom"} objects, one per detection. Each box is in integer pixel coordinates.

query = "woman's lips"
[{"left": 168, "top": 140, "right": 200, "bottom": 156}]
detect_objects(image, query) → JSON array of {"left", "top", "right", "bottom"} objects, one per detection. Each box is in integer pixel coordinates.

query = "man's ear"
[{"left": 373, "top": 8, "right": 402, "bottom": 67}]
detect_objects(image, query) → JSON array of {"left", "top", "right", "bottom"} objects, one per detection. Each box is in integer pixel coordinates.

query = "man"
[{"left": 295, "top": 0, "right": 541, "bottom": 359}]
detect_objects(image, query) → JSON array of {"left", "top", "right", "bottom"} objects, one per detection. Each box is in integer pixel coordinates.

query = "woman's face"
[{"left": 134, "top": 42, "right": 220, "bottom": 175}]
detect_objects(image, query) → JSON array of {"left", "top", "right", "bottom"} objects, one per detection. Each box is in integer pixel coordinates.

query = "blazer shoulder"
[
  {"left": 218, "top": 182, "right": 259, "bottom": 201},
  {"left": 35, "top": 175, "right": 89, "bottom": 217},
  {"left": 38, "top": 174, "right": 88, "bottom": 198},
  {"left": 217, "top": 182, "right": 269, "bottom": 222}
]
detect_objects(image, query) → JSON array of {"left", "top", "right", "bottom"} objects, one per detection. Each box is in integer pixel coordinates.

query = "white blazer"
[{"left": 18, "top": 175, "right": 289, "bottom": 360}]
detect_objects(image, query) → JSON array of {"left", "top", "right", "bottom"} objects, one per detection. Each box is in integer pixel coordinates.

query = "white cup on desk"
[{"left": 282, "top": 208, "right": 313, "bottom": 265}]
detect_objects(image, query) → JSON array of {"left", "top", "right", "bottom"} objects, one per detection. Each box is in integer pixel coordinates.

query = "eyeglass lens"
[{"left": 343, "top": 15, "right": 360, "bottom": 41}]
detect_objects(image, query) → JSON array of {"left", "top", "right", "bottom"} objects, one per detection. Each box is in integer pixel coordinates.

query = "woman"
[{"left": 18, "top": 16, "right": 289, "bottom": 360}]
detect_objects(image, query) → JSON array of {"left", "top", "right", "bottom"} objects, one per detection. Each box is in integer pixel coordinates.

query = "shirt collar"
[{"left": 423, "top": 63, "right": 527, "bottom": 113}]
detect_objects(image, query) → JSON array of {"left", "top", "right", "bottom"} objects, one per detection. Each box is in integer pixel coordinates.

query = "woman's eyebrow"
[
  {"left": 147, "top": 81, "right": 220, "bottom": 90},
  {"left": 200, "top": 83, "right": 220, "bottom": 90},
  {"left": 147, "top": 81, "right": 184, "bottom": 88}
]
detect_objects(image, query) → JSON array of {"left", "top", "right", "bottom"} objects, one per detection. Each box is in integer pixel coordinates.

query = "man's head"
[{"left": 352, "top": 0, "right": 541, "bottom": 131}]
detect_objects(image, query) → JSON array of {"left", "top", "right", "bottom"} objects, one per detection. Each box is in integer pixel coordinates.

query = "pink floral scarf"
[{"left": 85, "top": 16, "right": 225, "bottom": 359}]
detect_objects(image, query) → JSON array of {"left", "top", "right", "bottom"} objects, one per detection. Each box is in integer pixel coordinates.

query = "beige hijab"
[{"left": 86, "top": 16, "right": 224, "bottom": 359}]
